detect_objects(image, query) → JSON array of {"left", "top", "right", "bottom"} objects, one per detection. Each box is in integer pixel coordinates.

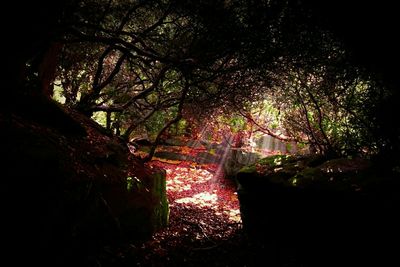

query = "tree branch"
[
  {"left": 237, "top": 108, "right": 296, "bottom": 142},
  {"left": 293, "top": 84, "right": 323, "bottom": 153},
  {"left": 142, "top": 80, "right": 189, "bottom": 162},
  {"left": 302, "top": 80, "right": 336, "bottom": 155}
]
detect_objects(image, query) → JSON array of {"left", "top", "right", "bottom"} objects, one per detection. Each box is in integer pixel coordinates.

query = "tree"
[{"left": 28, "top": 0, "right": 399, "bottom": 162}]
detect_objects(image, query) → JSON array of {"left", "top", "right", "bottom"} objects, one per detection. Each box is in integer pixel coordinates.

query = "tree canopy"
[{"left": 9, "top": 0, "right": 400, "bottom": 163}]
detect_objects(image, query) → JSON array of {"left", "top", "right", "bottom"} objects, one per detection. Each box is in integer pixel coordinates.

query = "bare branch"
[
  {"left": 143, "top": 80, "right": 190, "bottom": 162},
  {"left": 236, "top": 108, "right": 296, "bottom": 142}
]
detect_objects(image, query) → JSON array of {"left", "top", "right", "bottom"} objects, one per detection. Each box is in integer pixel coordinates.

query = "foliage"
[
  {"left": 49, "top": 0, "right": 399, "bottom": 160},
  {"left": 91, "top": 111, "right": 107, "bottom": 128}
]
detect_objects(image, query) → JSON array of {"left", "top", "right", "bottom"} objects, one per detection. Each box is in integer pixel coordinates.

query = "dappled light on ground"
[
  {"left": 116, "top": 155, "right": 245, "bottom": 266},
  {"left": 153, "top": 160, "right": 242, "bottom": 223}
]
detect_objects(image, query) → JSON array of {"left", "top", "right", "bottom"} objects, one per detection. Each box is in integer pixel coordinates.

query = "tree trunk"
[{"left": 38, "top": 42, "right": 63, "bottom": 98}]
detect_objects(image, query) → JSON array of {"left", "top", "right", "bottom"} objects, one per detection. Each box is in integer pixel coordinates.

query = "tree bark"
[{"left": 38, "top": 42, "right": 63, "bottom": 98}]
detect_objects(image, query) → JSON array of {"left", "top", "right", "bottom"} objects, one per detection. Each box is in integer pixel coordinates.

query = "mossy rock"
[
  {"left": 303, "top": 154, "right": 329, "bottom": 167},
  {"left": 238, "top": 164, "right": 257, "bottom": 174},
  {"left": 292, "top": 157, "right": 372, "bottom": 192},
  {"left": 236, "top": 153, "right": 399, "bottom": 265},
  {"left": 238, "top": 155, "right": 374, "bottom": 192},
  {"left": 150, "top": 170, "right": 169, "bottom": 229},
  {"left": 237, "top": 155, "right": 304, "bottom": 189},
  {"left": 257, "top": 154, "right": 294, "bottom": 168},
  {"left": 289, "top": 167, "right": 326, "bottom": 188},
  {"left": 237, "top": 154, "right": 293, "bottom": 175},
  {"left": 95, "top": 169, "right": 169, "bottom": 242}
]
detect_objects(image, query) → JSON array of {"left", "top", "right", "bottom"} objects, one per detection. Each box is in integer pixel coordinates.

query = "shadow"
[{"left": 238, "top": 179, "right": 400, "bottom": 266}]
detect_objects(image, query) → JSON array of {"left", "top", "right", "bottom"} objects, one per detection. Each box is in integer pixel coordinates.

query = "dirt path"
[
  {"left": 95, "top": 147, "right": 301, "bottom": 267},
  {"left": 122, "top": 160, "right": 249, "bottom": 266},
  {"left": 93, "top": 156, "right": 277, "bottom": 266}
]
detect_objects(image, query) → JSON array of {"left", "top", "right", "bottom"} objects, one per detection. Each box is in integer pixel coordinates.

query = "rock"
[
  {"left": 1, "top": 106, "right": 170, "bottom": 265},
  {"left": 235, "top": 154, "right": 399, "bottom": 266},
  {"left": 150, "top": 169, "right": 169, "bottom": 229},
  {"left": 223, "top": 148, "right": 260, "bottom": 178},
  {"left": 106, "top": 168, "right": 169, "bottom": 241}
]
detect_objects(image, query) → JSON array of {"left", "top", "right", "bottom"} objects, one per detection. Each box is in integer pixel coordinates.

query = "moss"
[
  {"left": 238, "top": 165, "right": 257, "bottom": 174},
  {"left": 303, "top": 154, "right": 329, "bottom": 167},
  {"left": 257, "top": 154, "right": 293, "bottom": 167},
  {"left": 150, "top": 170, "right": 169, "bottom": 229},
  {"left": 290, "top": 167, "right": 325, "bottom": 188},
  {"left": 238, "top": 154, "right": 380, "bottom": 195},
  {"left": 238, "top": 155, "right": 294, "bottom": 175}
]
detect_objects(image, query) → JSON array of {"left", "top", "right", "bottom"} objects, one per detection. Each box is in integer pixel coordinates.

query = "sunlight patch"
[
  {"left": 151, "top": 157, "right": 242, "bottom": 225},
  {"left": 166, "top": 167, "right": 214, "bottom": 192},
  {"left": 223, "top": 209, "right": 242, "bottom": 223},
  {"left": 175, "top": 192, "right": 218, "bottom": 208}
]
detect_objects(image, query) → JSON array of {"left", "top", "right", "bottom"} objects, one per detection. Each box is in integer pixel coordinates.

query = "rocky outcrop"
[
  {"left": 1, "top": 105, "right": 169, "bottom": 265},
  {"left": 236, "top": 155, "right": 399, "bottom": 266},
  {"left": 223, "top": 148, "right": 260, "bottom": 178}
]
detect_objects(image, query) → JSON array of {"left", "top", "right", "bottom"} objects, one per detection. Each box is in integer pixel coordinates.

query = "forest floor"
[
  {"left": 99, "top": 144, "right": 301, "bottom": 267},
  {"left": 127, "top": 160, "right": 249, "bottom": 266},
  {"left": 2, "top": 105, "right": 288, "bottom": 267},
  {"left": 4, "top": 103, "right": 398, "bottom": 267}
]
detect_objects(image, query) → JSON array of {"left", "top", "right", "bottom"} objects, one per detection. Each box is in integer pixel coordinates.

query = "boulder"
[
  {"left": 2, "top": 107, "right": 170, "bottom": 265},
  {"left": 235, "top": 155, "right": 399, "bottom": 266},
  {"left": 223, "top": 148, "right": 260, "bottom": 178}
]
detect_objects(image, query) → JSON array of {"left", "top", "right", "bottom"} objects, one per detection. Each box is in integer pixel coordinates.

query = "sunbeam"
[{"left": 151, "top": 155, "right": 242, "bottom": 224}]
